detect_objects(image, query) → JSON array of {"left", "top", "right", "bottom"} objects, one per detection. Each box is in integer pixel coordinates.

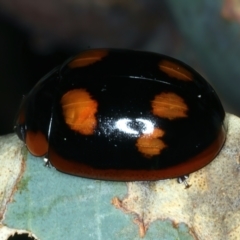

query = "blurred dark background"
[{"left": 0, "top": 0, "right": 239, "bottom": 135}]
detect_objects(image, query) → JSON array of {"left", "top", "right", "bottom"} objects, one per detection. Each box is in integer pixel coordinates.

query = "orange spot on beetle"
[
  {"left": 61, "top": 89, "right": 98, "bottom": 135},
  {"left": 152, "top": 92, "right": 188, "bottom": 120},
  {"left": 26, "top": 131, "right": 48, "bottom": 156},
  {"left": 47, "top": 126, "right": 225, "bottom": 181},
  {"left": 136, "top": 128, "right": 167, "bottom": 157},
  {"left": 68, "top": 49, "right": 108, "bottom": 68},
  {"left": 159, "top": 60, "right": 193, "bottom": 81}
]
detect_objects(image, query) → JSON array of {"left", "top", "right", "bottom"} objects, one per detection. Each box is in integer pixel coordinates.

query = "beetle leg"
[
  {"left": 43, "top": 156, "right": 52, "bottom": 168},
  {"left": 177, "top": 175, "right": 191, "bottom": 188}
]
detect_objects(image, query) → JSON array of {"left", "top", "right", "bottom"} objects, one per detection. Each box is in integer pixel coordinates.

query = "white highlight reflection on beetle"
[{"left": 115, "top": 118, "right": 154, "bottom": 135}]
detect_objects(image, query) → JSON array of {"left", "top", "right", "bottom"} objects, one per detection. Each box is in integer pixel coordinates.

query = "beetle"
[{"left": 15, "top": 49, "right": 226, "bottom": 181}]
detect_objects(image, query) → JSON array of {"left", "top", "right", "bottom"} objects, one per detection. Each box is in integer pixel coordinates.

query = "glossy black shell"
[{"left": 15, "top": 49, "right": 226, "bottom": 181}]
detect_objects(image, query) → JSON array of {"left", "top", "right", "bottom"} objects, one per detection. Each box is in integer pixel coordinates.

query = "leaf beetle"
[{"left": 15, "top": 49, "right": 226, "bottom": 181}]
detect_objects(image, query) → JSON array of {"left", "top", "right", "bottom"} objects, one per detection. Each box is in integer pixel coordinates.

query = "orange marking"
[
  {"left": 68, "top": 49, "right": 108, "bottom": 68},
  {"left": 61, "top": 89, "right": 98, "bottom": 135},
  {"left": 26, "top": 131, "right": 48, "bottom": 156},
  {"left": 136, "top": 128, "right": 167, "bottom": 157},
  {"left": 159, "top": 60, "right": 193, "bottom": 81},
  {"left": 152, "top": 92, "right": 188, "bottom": 120},
  {"left": 48, "top": 126, "right": 226, "bottom": 181}
]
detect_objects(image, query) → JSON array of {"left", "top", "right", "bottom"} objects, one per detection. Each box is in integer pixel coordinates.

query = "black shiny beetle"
[{"left": 15, "top": 49, "right": 226, "bottom": 181}]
